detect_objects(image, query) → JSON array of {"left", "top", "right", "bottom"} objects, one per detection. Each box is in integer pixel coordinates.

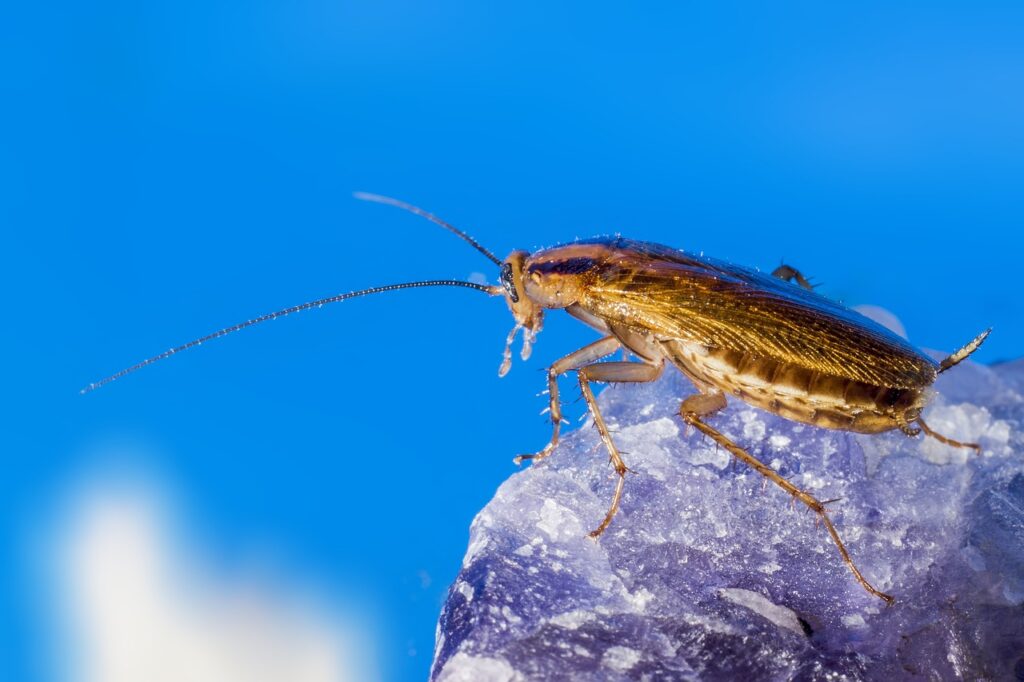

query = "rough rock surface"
[{"left": 432, "top": 355, "right": 1024, "bottom": 681}]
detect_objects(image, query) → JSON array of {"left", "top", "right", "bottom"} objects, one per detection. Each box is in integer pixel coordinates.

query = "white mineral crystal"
[{"left": 433, "top": 355, "right": 1024, "bottom": 680}]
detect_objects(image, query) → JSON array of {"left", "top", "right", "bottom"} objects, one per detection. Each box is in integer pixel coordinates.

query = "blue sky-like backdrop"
[{"left": 3, "top": 2, "right": 1023, "bottom": 680}]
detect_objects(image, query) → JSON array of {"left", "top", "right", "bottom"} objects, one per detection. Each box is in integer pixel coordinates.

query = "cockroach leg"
[
  {"left": 680, "top": 392, "right": 728, "bottom": 436},
  {"left": 771, "top": 264, "right": 815, "bottom": 291},
  {"left": 679, "top": 393, "right": 895, "bottom": 605},
  {"left": 514, "top": 336, "right": 622, "bottom": 465},
  {"left": 916, "top": 416, "right": 982, "bottom": 454},
  {"left": 577, "top": 361, "right": 664, "bottom": 538},
  {"left": 899, "top": 424, "right": 922, "bottom": 438}
]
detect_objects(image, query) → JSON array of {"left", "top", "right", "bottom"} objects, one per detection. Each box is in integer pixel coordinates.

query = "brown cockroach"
[{"left": 84, "top": 193, "right": 991, "bottom": 604}]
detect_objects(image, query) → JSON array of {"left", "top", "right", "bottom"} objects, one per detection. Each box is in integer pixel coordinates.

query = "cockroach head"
[{"left": 497, "top": 250, "right": 544, "bottom": 377}]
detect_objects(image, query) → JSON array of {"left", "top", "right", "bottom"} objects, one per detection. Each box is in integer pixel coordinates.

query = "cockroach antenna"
[
  {"left": 81, "top": 279, "right": 500, "bottom": 394},
  {"left": 353, "top": 191, "right": 503, "bottom": 266}
]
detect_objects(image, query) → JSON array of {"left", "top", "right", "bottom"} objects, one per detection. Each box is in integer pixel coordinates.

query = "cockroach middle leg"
[
  {"left": 916, "top": 416, "right": 981, "bottom": 454},
  {"left": 679, "top": 393, "right": 895, "bottom": 604},
  {"left": 578, "top": 360, "right": 663, "bottom": 538},
  {"left": 771, "top": 264, "right": 815, "bottom": 291},
  {"left": 514, "top": 336, "right": 622, "bottom": 465}
]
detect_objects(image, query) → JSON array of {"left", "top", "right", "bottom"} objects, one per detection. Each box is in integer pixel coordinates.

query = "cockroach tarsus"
[{"left": 83, "top": 193, "right": 992, "bottom": 605}]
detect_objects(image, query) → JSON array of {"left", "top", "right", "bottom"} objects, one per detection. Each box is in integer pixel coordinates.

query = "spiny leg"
[
  {"left": 917, "top": 416, "right": 981, "bottom": 454},
  {"left": 771, "top": 264, "right": 815, "bottom": 291},
  {"left": 514, "top": 336, "right": 622, "bottom": 465},
  {"left": 679, "top": 392, "right": 895, "bottom": 604},
  {"left": 578, "top": 360, "right": 663, "bottom": 538}
]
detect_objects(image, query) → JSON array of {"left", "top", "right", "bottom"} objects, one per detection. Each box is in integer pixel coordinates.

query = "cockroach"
[{"left": 83, "top": 193, "right": 991, "bottom": 604}]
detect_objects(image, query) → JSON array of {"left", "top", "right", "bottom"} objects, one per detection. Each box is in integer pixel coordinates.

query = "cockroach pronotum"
[{"left": 84, "top": 193, "right": 991, "bottom": 604}]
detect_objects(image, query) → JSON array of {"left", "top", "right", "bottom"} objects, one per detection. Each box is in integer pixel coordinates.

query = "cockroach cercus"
[{"left": 83, "top": 192, "right": 991, "bottom": 604}]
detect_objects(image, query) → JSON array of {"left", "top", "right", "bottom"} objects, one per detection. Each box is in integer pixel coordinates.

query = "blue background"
[{"left": 3, "top": 2, "right": 1022, "bottom": 679}]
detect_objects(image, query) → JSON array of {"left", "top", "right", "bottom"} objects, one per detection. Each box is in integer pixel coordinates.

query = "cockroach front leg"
[
  {"left": 771, "top": 264, "right": 815, "bottom": 291},
  {"left": 679, "top": 392, "right": 895, "bottom": 604},
  {"left": 578, "top": 360, "right": 663, "bottom": 537},
  {"left": 514, "top": 336, "right": 622, "bottom": 465}
]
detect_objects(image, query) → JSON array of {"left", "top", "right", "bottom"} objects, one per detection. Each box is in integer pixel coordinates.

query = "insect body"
[
  {"left": 504, "top": 237, "right": 988, "bottom": 603},
  {"left": 85, "top": 194, "right": 990, "bottom": 604}
]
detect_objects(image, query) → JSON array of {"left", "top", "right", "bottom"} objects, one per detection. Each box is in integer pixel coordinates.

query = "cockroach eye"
[{"left": 500, "top": 262, "right": 519, "bottom": 303}]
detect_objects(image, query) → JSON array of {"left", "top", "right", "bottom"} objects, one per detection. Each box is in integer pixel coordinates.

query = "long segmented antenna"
[
  {"left": 354, "top": 192, "right": 503, "bottom": 266},
  {"left": 82, "top": 280, "right": 500, "bottom": 394}
]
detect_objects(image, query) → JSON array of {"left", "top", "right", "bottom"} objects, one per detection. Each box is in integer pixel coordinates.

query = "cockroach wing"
[{"left": 576, "top": 238, "right": 938, "bottom": 389}]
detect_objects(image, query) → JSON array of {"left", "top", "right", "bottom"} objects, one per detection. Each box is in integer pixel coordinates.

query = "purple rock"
[{"left": 431, "top": 358, "right": 1024, "bottom": 680}]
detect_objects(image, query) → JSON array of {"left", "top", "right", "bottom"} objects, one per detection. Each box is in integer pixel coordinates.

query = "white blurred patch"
[
  {"left": 50, "top": 482, "right": 377, "bottom": 682},
  {"left": 852, "top": 304, "right": 908, "bottom": 339},
  {"left": 436, "top": 653, "right": 523, "bottom": 682}
]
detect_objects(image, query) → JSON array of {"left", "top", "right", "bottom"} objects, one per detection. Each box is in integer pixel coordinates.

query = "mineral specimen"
[{"left": 433, "top": 355, "right": 1024, "bottom": 680}]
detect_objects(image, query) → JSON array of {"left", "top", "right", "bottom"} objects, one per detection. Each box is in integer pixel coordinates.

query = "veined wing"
[{"left": 576, "top": 238, "right": 938, "bottom": 388}]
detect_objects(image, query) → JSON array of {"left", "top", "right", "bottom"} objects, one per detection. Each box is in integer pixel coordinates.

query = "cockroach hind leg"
[
  {"left": 681, "top": 391, "right": 726, "bottom": 447},
  {"left": 680, "top": 403, "right": 894, "bottom": 604},
  {"left": 899, "top": 423, "right": 922, "bottom": 438},
  {"left": 680, "top": 391, "right": 728, "bottom": 421},
  {"left": 917, "top": 416, "right": 982, "bottom": 455}
]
